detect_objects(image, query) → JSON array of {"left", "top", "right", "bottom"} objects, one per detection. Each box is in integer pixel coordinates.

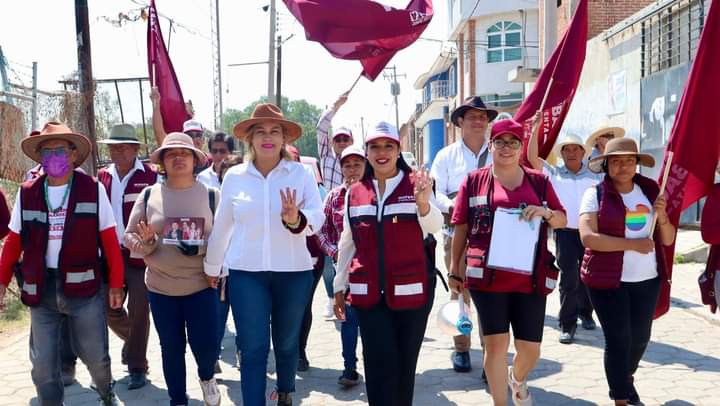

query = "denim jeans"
[
  {"left": 321, "top": 256, "right": 335, "bottom": 299},
  {"left": 299, "top": 263, "right": 324, "bottom": 360},
  {"left": 148, "top": 288, "right": 219, "bottom": 406},
  {"left": 29, "top": 269, "right": 113, "bottom": 406},
  {"left": 228, "top": 270, "right": 313, "bottom": 406},
  {"left": 216, "top": 277, "right": 240, "bottom": 359},
  {"left": 340, "top": 303, "right": 359, "bottom": 371}
]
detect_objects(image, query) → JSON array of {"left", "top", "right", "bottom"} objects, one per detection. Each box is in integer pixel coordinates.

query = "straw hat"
[
  {"left": 554, "top": 133, "right": 589, "bottom": 159},
  {"left": 233, "top": 103, "right": 302, "bottom": 143},
  {"left": 585, "top": 126, "right": 625, "bottom": 152},
  {"left": 150, "top": 132, "right": 208, "bottom": 165},
  {"left": 21, "top": 121, "right": 91, "bottom": 167},
  {"left": 98, "top": 123, "right": 143, "bottom": 145},
  {"left": 588, "top": 137, "right": 655, "bottom": 173}
]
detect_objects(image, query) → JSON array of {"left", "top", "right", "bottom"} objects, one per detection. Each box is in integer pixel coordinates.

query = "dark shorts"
[{"left": 469, "top": 290, "right": 547, "bottom": 343}]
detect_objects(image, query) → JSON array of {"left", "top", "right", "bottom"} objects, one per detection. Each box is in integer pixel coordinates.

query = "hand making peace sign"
[{"left": 280, "top": 187, "right": 303, "bottom": 227}]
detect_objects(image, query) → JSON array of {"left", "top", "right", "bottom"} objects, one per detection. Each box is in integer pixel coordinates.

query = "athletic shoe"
[
  {"left": 276, "top": 392, "right": 292, "bottom": 406},
  {"left": 508, "top": 367, "right": 533, "bottom": 406},
  {"left": 199, "top": 378, "right": 221, "bottom": 406},
  {"left": 580, "top": 315, "right": 597, "bottom": 330},
  {"left": 451, "top": 351, "right": 472, "bottom": 372},
  {"left": 338, "top": 369, "right": 360, "bottom": 387},
  {"left": 127, "top": 371, "right": 147, "bottom": 390},
  {"left": 322, "top": 299, "right": 334, "bottom": 318},
  {"left": 559, "top": 324, "right": 577, "bottom": 344}
]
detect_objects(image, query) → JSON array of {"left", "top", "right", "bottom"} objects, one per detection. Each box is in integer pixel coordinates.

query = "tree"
[{"left": 222, "top": 97, "right": 322, "bottom": 159}]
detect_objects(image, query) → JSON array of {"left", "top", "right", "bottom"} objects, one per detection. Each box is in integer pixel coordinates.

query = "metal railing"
[{"left": 422, "top": 80, "right": 452, "bottom": 111}]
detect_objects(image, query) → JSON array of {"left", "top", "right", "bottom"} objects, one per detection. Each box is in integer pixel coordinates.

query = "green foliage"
[{"left": 222, "top": 97, "right": 322, "bottom": 159}]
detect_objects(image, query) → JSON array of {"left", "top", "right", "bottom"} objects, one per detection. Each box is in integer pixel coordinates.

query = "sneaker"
[
  {"left": 558, "top": 324, "right": 577, "bottom": 344},
  {"left": 127, "top": 371, "right": 148, "bottom": 390},
  {"left": 61, "top": 364, "right": 76, "bottom": 387},
  {"left": 98, "top": 392, "right": 119, "bottom": 406},
  {"left": 338, "top": 369, "right": 360, "bottom": 387},
  {"left": 451, "top": 351, "right": 472, "bottom": 373},
  {"left": 276, "top": 392, "right": 292, "bottom": 406},
  {"left": 579, "top": 315, "right": 597, "bottom": 330},
  {"left": 214, "top": 360, "right": 222, "bottom": 374},
  {"left": 199, "top": 378, "right": 221, "bottom": 406},
  {"left": 508, "top": 367, "right": 533, "bottom": 406},
  {"left": 322, "top": 299, "right": 334, "bottom": 318},
  {"left": 297, "top": 357, "right": 310, "bottom": 372}
]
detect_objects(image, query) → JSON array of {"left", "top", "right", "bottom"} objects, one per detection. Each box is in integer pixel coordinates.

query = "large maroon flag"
[
  {"left": 654, "top": 0, "right": 720, "bottom": 318},
  {"left": 147, "top": 0, "right": 189, "bottom": 133},
  {"left": 515, "top": 0, "right": 588, "bottom": 159},
  {"left": 283, "top": 0, "right": 433, "bottom": 80}
]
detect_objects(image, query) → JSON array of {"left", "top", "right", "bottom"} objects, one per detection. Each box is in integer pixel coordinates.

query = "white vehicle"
[{"left": 401, "top": 151, "right": 418, "bottom": 170}]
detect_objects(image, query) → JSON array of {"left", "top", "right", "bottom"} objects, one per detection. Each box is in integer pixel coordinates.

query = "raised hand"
[
  {"left": 150, "top": 87, "right": 160, "bottom": 108},
  {"left": 654, "top": 194, "right": 669, "bottom": 224},
  {"left": 410, "top": 167, "right": 434, "bottom": 207},
  {"left": 280, "top": 187, "right": 301, "bottom": 226},
  {"left": 333, "top": 91, "right": 350, "bottom": 111}
]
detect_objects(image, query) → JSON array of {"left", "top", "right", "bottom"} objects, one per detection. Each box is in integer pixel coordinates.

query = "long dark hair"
[{"left": 361, "top": 151, "right": 413, "bottom": 181}]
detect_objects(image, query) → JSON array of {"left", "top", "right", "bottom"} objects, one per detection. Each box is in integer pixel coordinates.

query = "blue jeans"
[
  {"left": 340, "top": 303, "right": 359, "bottom": 371},
  {"left": 321, "top": 256, "right": 335, "bottom": 299},
  {"left": 229, "top": 270, "right": 313, "bottom": 405},
  {"left": 29, "top": 270, "right": 113, "bottom": 406},
  {"left": 148, "top": 288, "right": 218, "bottom": 406},
  {"left": 216, "top": 277, "right": 240, "bottom": 359}
]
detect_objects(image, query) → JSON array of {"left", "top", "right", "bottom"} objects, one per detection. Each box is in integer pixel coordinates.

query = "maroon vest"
[
  {"left": 347, "top": 173, "right": 429, "bottom": 310},
  {"left": 463, "top": 167, "right": 559, "bottom": 295},
  {"left": 580, "top": 174, "right": 669, "bottom": 314},
  {"left": 19, "top": 173, "right": 101, "bottom": 306},
  {"left": 98, "top": 162, "right": 157, "bottom": 267}
]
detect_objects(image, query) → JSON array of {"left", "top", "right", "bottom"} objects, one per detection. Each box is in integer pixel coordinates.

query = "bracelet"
[
  {"left": 285, "top": 217, "right": 301, "bottom": 230},
  {"left": 447, "top": 273, "right": 464, "bottom": 283}
]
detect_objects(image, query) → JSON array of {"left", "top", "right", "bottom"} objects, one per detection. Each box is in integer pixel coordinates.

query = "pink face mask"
[{"left": 42, "top": 154, "right": 72, "bottom": 178}]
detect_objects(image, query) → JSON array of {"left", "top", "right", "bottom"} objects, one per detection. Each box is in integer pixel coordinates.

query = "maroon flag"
[
  {"left": 654, "top": 0, "right": 720, "bottom": 318},
  {"left": 515, "top": 0, "right": 588, "bottom": 159},
  {"left": 283, "top": 0, "right": 433, "bottom": 80},
  {"left": 147, "top": 0, "right": 189, "bottom": 133}
]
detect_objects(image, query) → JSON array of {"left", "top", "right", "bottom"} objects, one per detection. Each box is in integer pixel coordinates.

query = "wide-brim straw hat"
[
  {"left": 21, "top": 121, "right": 91, "bottom": 167},
  {"left": 554, "top": 133, "right": 589, "bottom": 160},
  {"left": 588, "top": 137, "right": 655, "bottom": 173},
  {"left": 149, "top": 132, "right": 208, "bottom": 166},
  {"left": 233, "top": 103, "right": 302, "bottom": 143},
  {"left": 98, "top": 123, "right": 144, "bottom": 145},
  {"left": 585, "top": 126, "right": 625, "bottom": 152}
]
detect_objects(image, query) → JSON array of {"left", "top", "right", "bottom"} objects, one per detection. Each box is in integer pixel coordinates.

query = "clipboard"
[{"left": 487, "top": 207, "right": 541, "bottom": 274}]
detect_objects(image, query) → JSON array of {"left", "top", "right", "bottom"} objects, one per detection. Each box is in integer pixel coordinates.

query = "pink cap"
[
  {"left": 340, "top": 145, "right": 365, "bottom": 164},
  {"left": 490, "top": 119, "right": 524, "bottom": 141},
  {"left": 332, "top": 127, "right": 353, "bottom": 139},
  {"left": 365, "top": 121, "right": 400, "bottom": 144},
  {"left": 182, "top": 119, "right": 204, "bottom": 133}
]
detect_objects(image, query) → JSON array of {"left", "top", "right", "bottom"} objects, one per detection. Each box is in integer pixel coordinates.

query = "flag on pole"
[
  {"left": 653, "top": 0, "right": 720, "bottom": 318},
  {"left": 514, "top": 0, "right": 588, "bottom": 159},
  {"left": 147, "top": 0, "right": 189, "bottom": 133},
  {"left": 283, "top": 0, "right": 433, "bottom": 80}
]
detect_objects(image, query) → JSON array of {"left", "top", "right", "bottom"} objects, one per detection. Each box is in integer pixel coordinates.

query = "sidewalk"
[{"left": 0, "top": 230, "right": 718, "bottom": 405}]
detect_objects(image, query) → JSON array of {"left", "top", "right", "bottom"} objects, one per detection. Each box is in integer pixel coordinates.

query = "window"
[
  {"left": 641, "top": 0, "right": 705, "bottom": 77},
  {"left": 483, "top": 92, "right": 524, "bottom": 108},
  {"left": 487, "top": 21, "right": 522, "bottom": 63}
]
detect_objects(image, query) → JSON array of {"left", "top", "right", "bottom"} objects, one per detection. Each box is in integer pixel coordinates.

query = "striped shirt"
[
  {"left": 318, "top": 184, "right": 347, "bottom": 260},
  {"left": 317, "top": 109, "right": 344, "bottom": 191}
]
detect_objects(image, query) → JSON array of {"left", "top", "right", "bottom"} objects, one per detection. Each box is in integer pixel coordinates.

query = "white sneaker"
[
  {"left": 508, "top": 367, "right": 532, "bottom": 406},
  {"left": 200, "top": 378, "right": 221, "bottom": 406},
  {"left": 323, "top": 299, "right": 334, "bottom": 318}
]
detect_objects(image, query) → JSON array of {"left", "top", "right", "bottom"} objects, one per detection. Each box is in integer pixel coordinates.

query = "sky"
[{"left": 1, "top": 0, "right": 451, "bottom": 140}]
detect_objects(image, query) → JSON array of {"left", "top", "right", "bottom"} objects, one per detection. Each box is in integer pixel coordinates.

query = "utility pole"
[
  {"left": 383, "top": 65, "right": 406, "bottom": 131},
  {"left": 211, "top": 0, "right": 223, "bottom": 130},
  {"left": 0, "top": 47, "right": 11, "bottom": 104},
  {"left": 275, "top": 35, "right": 282, "bottom": 107},
  {"left": 31, "top": 62, "right": 38, "bottom": 130},
  {"left": 75, "top": 0, "right": 97, "bottom": 175},
  {"left": 267, "top": 0, "right": 276, "bottom": 103}
]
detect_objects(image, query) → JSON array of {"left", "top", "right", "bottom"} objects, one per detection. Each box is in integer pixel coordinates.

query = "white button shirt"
[
  {"left": 204, "top": 159, "right": 325, "bottom": 276},
  {"left": 107, "top": 158, "right": 147, "bottom": 245},
  {"left": 197, "top": 166, "right": 222, "bottom": 190},
  {"left": 543, "top": 161, "right": 602, "bottom": 229},
  {"left": 430, "top": 139, "right": 492, "bottom": 213}
]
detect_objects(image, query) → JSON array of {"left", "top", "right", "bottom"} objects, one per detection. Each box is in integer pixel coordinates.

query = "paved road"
[{"left": 0, "top": 260, "right": 718, "bottom": 405}]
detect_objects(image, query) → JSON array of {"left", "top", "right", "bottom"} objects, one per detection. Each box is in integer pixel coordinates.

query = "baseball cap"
[
  {"left": 183, "top": 119, "right": 204, "bottom": 134},
  {"left": 340, "top": 145, "right": 365, "bottom": 164},
  {"left": 365, "top": 121, "right": 400, "bottom": 144},
  {"left": 332, "top": 127, "right": 354, "bottom": 140}
]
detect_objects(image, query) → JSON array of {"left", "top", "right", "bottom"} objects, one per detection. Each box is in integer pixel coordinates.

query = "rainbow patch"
[{"left": 625, "top": 204, "right": 650, "bottom": 231}]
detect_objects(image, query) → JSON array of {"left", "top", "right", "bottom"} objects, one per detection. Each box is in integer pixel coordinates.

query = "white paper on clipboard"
[{"left": 487, "top": 207, "right": 541, "bottom": 274}]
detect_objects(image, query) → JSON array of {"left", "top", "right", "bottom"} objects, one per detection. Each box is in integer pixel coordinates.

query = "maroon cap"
[{"left": 490, "top": 119, "right": 524, "bottom": 142}]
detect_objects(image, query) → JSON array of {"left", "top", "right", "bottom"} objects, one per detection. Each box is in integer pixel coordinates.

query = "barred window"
[
  {"left": 487, "top": 21, "right": 522, "bottom": 63},
  {"left": 642, "top": 0, "right": 705, "bottom": 77}
]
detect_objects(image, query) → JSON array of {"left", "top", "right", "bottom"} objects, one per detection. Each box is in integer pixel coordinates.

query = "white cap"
[
  {"left": 365, "top": 121, "right": 399, "bottom": 144},
  {"left": 340, "top": 145, "right": 365, "bottom": 163},
  {"left": 182, "top": 119, "right": 204, "bottom": 133},
  {"left": 332, "top": 126, "right": 354, "bottom": 139}
]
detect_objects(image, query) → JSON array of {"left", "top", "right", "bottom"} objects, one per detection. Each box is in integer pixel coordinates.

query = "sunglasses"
[
  {"left": 492, "top": 138, "right": 522, "bottom": 150},
  {"left": 186, "top": 131, "right": 204, "bottom": 139},
  {"left": 211, "top": 148, "right": 228, "bottom": 154},
  {"left": 39, "top": 147, "right": 73, "bottom": 158},
  {"left": 334, "top": 136, "right": 352, "bottom": 143}
]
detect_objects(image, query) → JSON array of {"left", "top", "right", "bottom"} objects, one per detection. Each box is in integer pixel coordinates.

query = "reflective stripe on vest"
[
  {"left": 123, "top": 193, "right": 141, "bottom": 203},
  {"left": 349, "top": 282, "right": 368, "bottom": 295},
  {"left": 467, "top": 266, "right": 484, "bottom": 279},
  {"left": 22, "top": 283, "right": 37, "bottom": 296},
  {"left": 66, "top": 269, "right": 96, "bottom": 284},
  {"left": 22, "top": 210, "right": 47, "bottom": 223},
  {"left": 394, "top": 282, "right": 423, "bottom": 296},
  {"left": 469, "top": 196, "right": 487, "bottom": 207},
  {"left": 75, "top": 202, "right": 97, "bottom": 214},
  {"left": 383, "top": 202, "right": 416, "bottom": 216},
  {"left": 349, "top": 204, "right": 377, "bottom": 218}
]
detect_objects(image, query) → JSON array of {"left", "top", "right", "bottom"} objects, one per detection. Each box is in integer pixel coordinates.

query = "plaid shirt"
[
  {"left": 318, "top": 184, "right": 347, "bottom": 260},
  {"left": 317, "top": 108, "right": 344, "bottom": 191}
]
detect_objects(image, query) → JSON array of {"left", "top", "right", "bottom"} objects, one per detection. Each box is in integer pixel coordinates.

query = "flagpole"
[
  {"left": 530, "top": 77, "right": 555, "bottom": 141},
  {"left": 348, "top": 73, "right": 363, "bottom": 93},
  {"left": 649, "top": 151, "right": 674, "bottom": 237}
]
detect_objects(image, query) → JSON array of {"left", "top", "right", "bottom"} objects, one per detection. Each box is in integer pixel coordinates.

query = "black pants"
[
  {"left": 355, "top": 288, "right": 434, "bottom": 406},
  {"left": 587, "top": 277, "right": 660, "bottom": 400},
  {"left": 298, "top": 258, "right": 324, "bottom": 360},
  {"left": 556, "top": 229, "right": 594, "bottom": 329}
]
